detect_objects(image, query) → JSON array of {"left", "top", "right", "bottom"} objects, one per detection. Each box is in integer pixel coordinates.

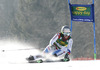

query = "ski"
[{"left": 26, "top": 58, "right": 70, "bottom": 63}]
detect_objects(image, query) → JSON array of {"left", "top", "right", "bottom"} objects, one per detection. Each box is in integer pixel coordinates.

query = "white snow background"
[{"left": 0, "top": 40, "right": 99, "bottom": 70}]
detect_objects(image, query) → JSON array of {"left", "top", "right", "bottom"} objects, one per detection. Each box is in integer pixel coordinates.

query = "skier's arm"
[
  {"left": 43, "top": 33, "right": 59, "bottom": 53},
  {"left": 66, "top": 39, "right": 73, "bottom": 55},
  {"left": 49, "top": 33, "right": 59, "bottom": 46}
]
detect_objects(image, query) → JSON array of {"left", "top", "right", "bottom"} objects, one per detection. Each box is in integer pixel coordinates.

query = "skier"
[{"left": 27, "top": 25, "right": 73, "bottom": 62}]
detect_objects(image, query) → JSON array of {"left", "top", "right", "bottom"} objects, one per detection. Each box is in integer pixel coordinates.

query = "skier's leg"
[
  {"left": 27, "top": 45, "right": 52, "bottom": 61},
  {"left": 63, "top": 53, "right": 70, "bottom": 61},
  {"left": 43, "top": 45, "right": 52, "bottom": 53},
  {"left": 52, "top": 47, "right": 70, "bottom": 61},
  {"left": 52, "top": 47, "right": 67, "bottom": 57}
]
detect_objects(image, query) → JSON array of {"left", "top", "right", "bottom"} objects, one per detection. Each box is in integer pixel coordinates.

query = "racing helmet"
[{"left": 61, "top": 25, "right": 71, "bottom": 36}]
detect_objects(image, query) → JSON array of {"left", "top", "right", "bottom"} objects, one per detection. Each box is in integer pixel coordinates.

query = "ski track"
[{"left": 0, "top": 40, "right": 100, "bottom": 70}]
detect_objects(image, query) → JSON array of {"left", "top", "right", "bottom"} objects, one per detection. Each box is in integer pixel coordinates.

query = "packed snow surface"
[{"left": 0, "top": 40, "right": 99, "bottom": 70}]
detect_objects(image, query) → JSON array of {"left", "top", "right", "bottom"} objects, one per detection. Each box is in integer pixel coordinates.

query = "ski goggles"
[{"left": 63, "top": 32, "right": 71, "bottom": 36}]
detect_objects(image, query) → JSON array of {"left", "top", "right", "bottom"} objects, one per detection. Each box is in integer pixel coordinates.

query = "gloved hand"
[{"left": 67, "top": 49, "right": 71, "bottom": 55}]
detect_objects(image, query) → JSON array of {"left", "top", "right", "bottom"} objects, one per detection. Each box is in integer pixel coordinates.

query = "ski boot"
[
  {"left": 26, "top": 55, "right": 44, "bottom": 63},
  {"left": 61, "top": 53, "right": 70, "bottom": 62},
  {"left": 36, "top": 59, "right": 43, "bottom": 63},
  {"left": 61, "top": 58, "right": 70, "bottom": 62},
  {"left": 26, "top": 55, "right": 35, "bottom": 61}
]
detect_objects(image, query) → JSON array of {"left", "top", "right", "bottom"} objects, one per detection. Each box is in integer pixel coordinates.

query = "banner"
[{"left": 69, "top": 4, "right": 94, "bottom": 22}]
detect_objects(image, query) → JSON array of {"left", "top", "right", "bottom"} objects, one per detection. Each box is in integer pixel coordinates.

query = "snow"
[
  {"left": 0, "top": 60, "right": 100, "bottom": 70},
  {"left": 0, "top": 40, "right": 99, "bottom": 70}
]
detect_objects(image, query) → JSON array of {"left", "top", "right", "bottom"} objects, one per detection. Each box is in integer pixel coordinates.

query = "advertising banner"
[{"left": 69, "top": 4, "right": 94, "bottom": 22}]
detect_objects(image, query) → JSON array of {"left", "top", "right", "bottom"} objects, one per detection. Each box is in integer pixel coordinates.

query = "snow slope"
[
  {"left": 0, "top": 59, "right": 100, "bottom": 70},
  {"left": 0, "top": 40, "right": 99, "bottom": 70}
]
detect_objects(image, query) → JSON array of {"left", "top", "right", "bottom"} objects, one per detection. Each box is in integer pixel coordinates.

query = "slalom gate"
[{"left": 68, "top": 0, "right": 96, "bottom": 60}]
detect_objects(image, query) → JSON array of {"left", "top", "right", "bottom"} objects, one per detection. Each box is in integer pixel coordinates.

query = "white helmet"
[{"left": 61, "top": 25, "right": 71, "bottom": 36}]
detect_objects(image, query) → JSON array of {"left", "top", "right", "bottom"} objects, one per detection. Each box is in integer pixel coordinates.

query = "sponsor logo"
[{"left": 76, "top": 7, "right": 87, "bottom": 11}]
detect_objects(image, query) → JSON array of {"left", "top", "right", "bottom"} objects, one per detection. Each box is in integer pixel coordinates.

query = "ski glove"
[{"left": 67, "top": 49, "right": 71, "bottom": 55}]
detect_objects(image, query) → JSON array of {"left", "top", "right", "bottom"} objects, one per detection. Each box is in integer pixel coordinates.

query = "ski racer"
[{"left": 27, "top": 25, "right": 73, "bottom": 62}]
